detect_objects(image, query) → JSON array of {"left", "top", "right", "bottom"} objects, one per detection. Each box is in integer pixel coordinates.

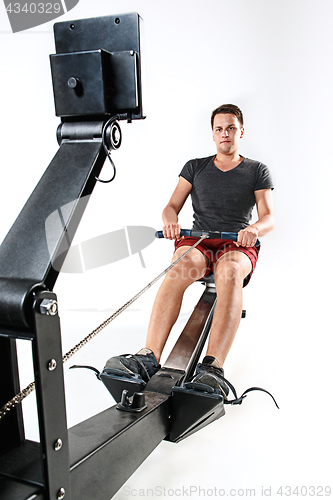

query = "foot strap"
[
  {"left": 71, "top": 356, "right": 155, "bottom": 384},
  {"left": 221, "top": 377, "right": 279, "bottom": 408},
  {"left": 70, "top": 364, "right": 102, "bottom": 379}
]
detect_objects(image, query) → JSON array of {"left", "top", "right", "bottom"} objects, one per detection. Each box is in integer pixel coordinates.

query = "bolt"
[
  {"left": 48, "top": 359, "right": 57, "bottom": 371},
  {"left": 40, "top": 299, "right": 58, "bottom": 316},
  {"left": 54, "top": 438, "right": 63, "bottom": 451},
  {"left": 67, "top": 77, "right": 78, "bottom": 89},
  {"left": 57, "top": 488, "right": 66, "bottom": 500}
]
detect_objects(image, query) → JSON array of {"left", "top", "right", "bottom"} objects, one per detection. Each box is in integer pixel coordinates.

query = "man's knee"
[{"left": 214, "top": 259, "right": 247, "bottom": 286}]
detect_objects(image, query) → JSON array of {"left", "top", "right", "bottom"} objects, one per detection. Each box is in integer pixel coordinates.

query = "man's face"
[{"left": 212, "top": 113, "right": 244, "bottom": 155}]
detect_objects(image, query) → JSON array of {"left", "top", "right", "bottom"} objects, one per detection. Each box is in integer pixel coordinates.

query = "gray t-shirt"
[{"left": 179, "top": 155, "right": 274, "bottom": 233}]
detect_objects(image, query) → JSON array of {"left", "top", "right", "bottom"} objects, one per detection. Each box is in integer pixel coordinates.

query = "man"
[{"left": 104, "top": 104, "right": 274, "bottom": 398}]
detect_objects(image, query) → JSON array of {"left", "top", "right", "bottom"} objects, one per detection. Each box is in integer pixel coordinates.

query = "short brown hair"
[{"left": 211, "top": 104, "right": 244, "bottom": 129}]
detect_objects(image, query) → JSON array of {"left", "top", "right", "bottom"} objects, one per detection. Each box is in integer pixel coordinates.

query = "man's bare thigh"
[{"left": 171, "top": 246, "right": 208, "bottom": 280}]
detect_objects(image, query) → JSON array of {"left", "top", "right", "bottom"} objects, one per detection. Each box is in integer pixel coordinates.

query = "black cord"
[
  {"left": 95, "top": 153, "right": 116, "bottom": 184},
  {"left": 95, "top": 115, "right": 120, "bottom": 184}
]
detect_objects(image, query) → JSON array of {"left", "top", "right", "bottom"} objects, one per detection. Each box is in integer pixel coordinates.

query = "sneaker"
[
  {"left": 187, "top": 356, "right": 230, "bottom": 398},
  {"left": 103, "top": 347, "right": 160, "bottom": 383}
]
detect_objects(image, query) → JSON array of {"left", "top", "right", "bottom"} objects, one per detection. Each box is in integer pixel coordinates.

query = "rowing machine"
[{"left": 100, "top": 230, "right": 254, "bottom": 442}]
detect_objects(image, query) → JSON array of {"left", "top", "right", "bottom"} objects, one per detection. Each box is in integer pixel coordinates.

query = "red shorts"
[{"left": 174, "top": 237, "right": 260, "bottom": 287}]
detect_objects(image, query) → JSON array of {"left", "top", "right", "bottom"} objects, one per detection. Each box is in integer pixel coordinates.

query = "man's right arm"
[{"left": 162, "top": 176, "right": 192, "bottom": 240}]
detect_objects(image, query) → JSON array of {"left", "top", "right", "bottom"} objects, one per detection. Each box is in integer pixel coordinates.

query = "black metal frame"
[
  {"left": 0, "top": 12, "right": 226, "bottom": 500},
  {"left": 0, "top": 125, "right": 108, "bottom": 500}
]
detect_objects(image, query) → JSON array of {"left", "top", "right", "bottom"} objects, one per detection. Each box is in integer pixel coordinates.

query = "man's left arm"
[{"left": 236, "top": 189, "right": 275, "bottom": 247}]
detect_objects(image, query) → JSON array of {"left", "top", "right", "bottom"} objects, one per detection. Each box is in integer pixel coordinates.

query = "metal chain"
[
  {"left": 0, "top": 382, "right": 36, "bottom": 420},
  {"left": 0, "top": 234, "right": 207, "bottom": 421}
]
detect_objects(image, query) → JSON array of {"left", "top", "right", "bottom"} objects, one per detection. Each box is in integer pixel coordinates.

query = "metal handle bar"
[{"left": 155, "top": 229, "right": 260, "bottom": 247}]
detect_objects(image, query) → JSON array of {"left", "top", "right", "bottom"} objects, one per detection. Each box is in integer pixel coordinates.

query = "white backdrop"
[{"left": 0, "top": 1, "right": 332, "bottom": 499}]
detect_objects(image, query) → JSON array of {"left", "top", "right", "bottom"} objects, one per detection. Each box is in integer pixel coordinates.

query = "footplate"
[
  {"left": 167, "top": 384, "right": 225, "bottom": 443},
  {"left": 100, "top": 370, "right": 146, "bottom": 403}
]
